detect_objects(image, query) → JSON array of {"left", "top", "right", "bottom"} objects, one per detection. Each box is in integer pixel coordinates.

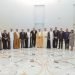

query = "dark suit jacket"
[
  {"left": 63, "top": 32, "right": 70, "bottom": 40},
  {"left": 2, "top": 33, "right": 8, "bottom": 41},
  {"left": 47, "top": 32, "right": 50, "bottom": 40},
  {"left": 20, "top": 32, "right": 25, "bottom": 40},
  {"left": 31, "top": 30, "right": 37, "bottom": 39},
  {"left": 25, "top": 32, "right": 28, "bottom": 40},
  {"left": 53, "top": 30, "right": 59, "bottom": 39},
  {"left": 58, "top": 31, "right": 64, "bottom": 40}
]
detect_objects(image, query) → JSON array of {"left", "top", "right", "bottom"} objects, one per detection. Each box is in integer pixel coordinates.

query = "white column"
[{"left": 34, "top": 5, "right": 45, "bottom": 29}]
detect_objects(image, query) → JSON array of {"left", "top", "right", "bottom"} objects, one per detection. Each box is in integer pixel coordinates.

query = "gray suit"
[{"left": 69, "top": 33, "right": 75, "bottom": 47}]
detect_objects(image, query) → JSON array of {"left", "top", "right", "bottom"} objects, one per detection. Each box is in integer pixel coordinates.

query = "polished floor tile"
[{"left": 0, "top": 48, "right": 75, "bottom": 75}]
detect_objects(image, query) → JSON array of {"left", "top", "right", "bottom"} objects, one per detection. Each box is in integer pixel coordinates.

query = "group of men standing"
[
  {"left": 19, "top": 28, "right": 37, "bottom": 48},
  {"left": 0, "top": 27, "right": 75, "bottom": 50},
  {"left": 47, "top": 27, "right": 75, "bottom": 50}
]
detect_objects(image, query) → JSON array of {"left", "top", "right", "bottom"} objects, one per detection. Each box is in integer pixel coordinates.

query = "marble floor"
[{"left": 0, "top": 48, "right": 75, "bottom": 75}]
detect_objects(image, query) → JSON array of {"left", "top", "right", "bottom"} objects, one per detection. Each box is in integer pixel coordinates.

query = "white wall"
[
  {"left": 45, "top": 0, "right": 73, "bottom": 30},
  {"left": 0, "top": 0, "right": 74, "bottom": 31}
]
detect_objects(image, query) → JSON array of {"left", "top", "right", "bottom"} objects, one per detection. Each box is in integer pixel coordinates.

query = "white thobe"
[
  {"left": 0, "top": 32, "right": 2, "bottom": 49},
  {"left": 43, "top": 31, "right": 47, "bottom": 48},
  {"left": 10, "top": 32, "right": 14, "bottom": 49},
  {"left": 50, "top": 31, "right": 53, "bottom": 48},
  {"left": 0, "top": 32, "right": 2, "bottom": 38},
  {"left": 27, "top": 32, "right": 30, "bottom": 48}
]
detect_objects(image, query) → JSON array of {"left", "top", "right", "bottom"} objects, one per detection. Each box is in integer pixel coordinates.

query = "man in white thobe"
[
  {"left": 27, "top": 29, "right": 30, "bottom": 48},
  {"left": 0, "top": 30, "right": 2, "bottom": 50},
  {"left": 50, "top": 28, "right": 53, "bottom": 49},
  {"left": 10, "top": 29, "right": 14, "bottom": 49},
  {"left": 43, "top": 28, "right": 48, "bottom": 48}
]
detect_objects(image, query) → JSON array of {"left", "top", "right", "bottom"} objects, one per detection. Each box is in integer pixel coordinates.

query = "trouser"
[
  {"left": 47, "top": 39, "right": 51, "bottom": 48},
  {"left": 0, "top": 39, "right": 2, "bottom": 50},
  {"left": 8, "top": 40, "right": 10, "bottom": 49},
  {"left": 25, "top": 39, "right": 28, "bottom": 48},
  {"left": 65, "top": 39, "right": 69, "bottom": 49},
  {"left": 53, "top": 39, "right": 58, "bottom": 48},
  {"left": 21, "top": 40, "right": 25, "bottom": 48},
  {"left": 3, "top": 40, "right": 8, "bottom": 49},
  {"left": 32, "top": 38, "right": 36, "bottom": 47},
  {"left": 59, "top": 39, "right": 63, "bottom": 49}
]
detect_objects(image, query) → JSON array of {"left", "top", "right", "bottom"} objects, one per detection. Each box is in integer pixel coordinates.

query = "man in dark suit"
[
  {"left": 31, "top": 28, "right": 37, "bottom": 47},
  {"left": 64, "top": 28, "right": 69, "bottom": 49},
  {"left": 58, "top": 28, "right": 64, "bottom": 49},
  {"left": 53, "top": 27, "right": 59, "bottom": 48},
  {"left": 20, "top": 29, "right": 25, "bottom": 48},
  {"left": 47, "top": 32, "right": 51, "bottom": 48},
  {"left": 8, "top": 32, "right": 10, "bottom": 49},
  {"left": 2, "top": 30, "right": 8, "bottom": 49},
  {"left": 25, "top": 31, "right": 28, "bottom": 48}
]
